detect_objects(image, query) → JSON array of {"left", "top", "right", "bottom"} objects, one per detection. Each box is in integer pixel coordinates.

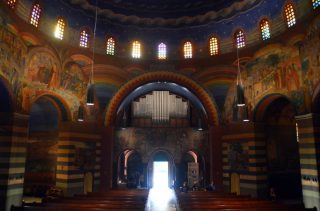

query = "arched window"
[
  {"left": 30, "top": 3, "right": 41, "bottom": 27},
  {"left": 234, "top": 29, "right": 245, "bottom": 48},
  {"left": 54, "top": 18, "right": 65, "bottom": 40},
  {"left": 183, "top": 41, "right": 192, "bottom": 59},
  {"left": 79, "top": 29, "right": 90, "bottom": 48},
  {"left": 209, "top": 37, "right": 219, "bottom": 56},
  {"left": 284, "top": 3, "right": 296, "bottom": 27},
  {"left": 106, "top": 37, "right": 115, "bottom": 55},
  {"left": 312, "top": 0, "right": 320, "bottom": 9},
  {"left": 158, "top": 43, "right": 166, "bottom": 60},
  {"left": 7, "top": 0, "right": 17, "bottom": 9},
  {"left": 132, "top": 41, "right": 141, "bottom": 59},
  {"left": 260, "top": 19, "right": 271, "bottom": 40}
]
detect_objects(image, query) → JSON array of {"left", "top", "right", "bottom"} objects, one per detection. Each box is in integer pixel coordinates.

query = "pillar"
[
  {"left": 296, "top": 113, "right": 320, "bottom": 210},
  {"left": 222, "top": 122, "right": 268, "bottom": 197},
  {"left": 0, "top": 112, "right": 29, "bottom": 211},
  {"left": 56, "top": 122, "right": 101, "bottom": 196},
  {"left": 209, "top": 126, "right": 223, "bottom": 190},
  {"left": 100, "top": 126, "right": 114, "bottom": 192}
]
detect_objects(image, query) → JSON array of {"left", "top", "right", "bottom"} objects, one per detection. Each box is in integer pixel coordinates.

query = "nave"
[{"left": 11, "top": 188, "right": 317, "bottom": 211}]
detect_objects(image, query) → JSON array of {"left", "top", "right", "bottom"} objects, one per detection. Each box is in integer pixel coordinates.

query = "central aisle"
[{"left": 145, "top": 188, "right": 178, "bottom": 211}]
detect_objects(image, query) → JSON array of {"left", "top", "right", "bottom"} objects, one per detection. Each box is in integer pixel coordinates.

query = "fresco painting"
[
  {"left": 26, "top": 51, "right": 60, "bottom": 88},
  {"left": 224, "top": 45, "right": 305, "bottom": 123},
  {"left": 300, "top": 16, "right": 320, "bottom": 100},
  {"left": 61, "top": 63, "right": 88, "bottom": 98}
]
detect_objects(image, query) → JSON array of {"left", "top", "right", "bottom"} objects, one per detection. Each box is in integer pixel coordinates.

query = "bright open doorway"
[{"left": 153, "top": 161, "right": 169, "bottom": 189}]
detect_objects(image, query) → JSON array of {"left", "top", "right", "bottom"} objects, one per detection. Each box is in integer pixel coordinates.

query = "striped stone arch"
[
  {"left": 104, "top": 71, "right": 219, "bottom": 126},
  {"left": 253, "top": 93, "right": 294, "bottom": 122},
  {"left": 30, "top": 92, "right": 72, "bottom": 121}
]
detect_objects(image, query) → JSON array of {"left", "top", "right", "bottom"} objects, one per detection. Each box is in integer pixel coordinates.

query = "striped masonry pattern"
[
  {"left": 56, "top": 131, "right": 101, "bottom": 196},
  {"left": 222, "top": 123, "right": 268, "bottom": 197},
  {"left": 296, "top": 114, "right": 320, "bottom": 210},
  {"left": 0, "top": 113, "right": 29, "bottom": 211}
]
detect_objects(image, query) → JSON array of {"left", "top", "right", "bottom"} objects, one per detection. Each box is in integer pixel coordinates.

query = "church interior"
[{"left": 0, "top": 0, "right": 320, "bottom": 210}]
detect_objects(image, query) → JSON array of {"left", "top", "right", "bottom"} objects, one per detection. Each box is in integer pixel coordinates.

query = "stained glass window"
[
  {"left": 260, "top": 19, "right": 271, "bottom": 40},
  {"left": 184, "top": 42, "right": 192, "bottom": 59},
  {"left": 158, "top": 43, "right": 166, "bottom": 60},
  {"left": 209, "top": 37, "right": 219, "bottom": 56},
  {"left": 106, "top": 37, "right": 115, "bottom": 55},
  {"left": 7, "top": 0, "right": 16, "bottom": 9},
  {"left": 30, "top": 3, "right": 41, "bottom": 27},
  {"left": 312, "top": 0, "right": 320, "bottom": 9},
  {"left": 132, "top": 41, "right": 141, "bottom": 59},
  {"left": 79, "top": 29, "right": 89, "bottom": 48},
  {"left": 235, "top": 30, "right": 245, "bottom": 48},
  {"left": 54, "top": 18, "right": 65, "bottom": 40},
  {"left": 284, "top": 3, "right": 296, "bottom": 27}
]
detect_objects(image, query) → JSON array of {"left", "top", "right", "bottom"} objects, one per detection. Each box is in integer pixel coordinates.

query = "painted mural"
[
  {"left": 61, "top": 63, "right": 88, "bottom": 98},
  {"left": 300, "top": 15, "right": 320, "bottom": 103},
  {"left": 0, "top": 17, "right": 87, "bottom": 118},
  {"left": 114, "top": 128, "right": 208, "bottom": 163},
  {"left": 224, "top": 44, "right": 305, "bottom": 123}
]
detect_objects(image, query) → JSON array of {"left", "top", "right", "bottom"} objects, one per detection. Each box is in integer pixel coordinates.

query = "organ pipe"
[{"left": 132, "top": 91, "right": 188, "bottom": 123}]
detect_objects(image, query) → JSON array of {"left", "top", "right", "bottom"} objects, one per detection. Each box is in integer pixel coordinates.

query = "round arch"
[
  {"left": 30, "top": 93, "right": 72, "bottom": 121},
  {"left": 253, "top": 93, "right": 294, "bottom": 122},
  {"left": 104, "top": 71, "right": 219, "bottom": 126},
  {"left": 147, "top": 149, "right": 176, "bottom": 188}
]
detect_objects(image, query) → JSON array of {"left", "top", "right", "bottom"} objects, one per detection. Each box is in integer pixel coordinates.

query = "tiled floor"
[{"left": 146, "top": 188, "right": 178, "bottom": 211}]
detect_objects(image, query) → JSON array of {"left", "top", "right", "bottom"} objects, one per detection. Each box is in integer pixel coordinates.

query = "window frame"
[
  {"left": 79, "top": 27, "right": 91, "bottom": 48},
  {"left": 29, "top": 1, "right": 42, "bottom": 28},
  {"left": 208, "top": 35, "right": 219, "bottom": 56},
  {"left": 233, "top": 29, "right": 246, "bottom": 49}
]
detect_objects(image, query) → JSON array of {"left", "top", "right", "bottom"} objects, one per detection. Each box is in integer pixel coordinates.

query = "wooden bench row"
[
  {"left": 11, "top": 189, "right": 148, "bottom": 211},
  {"left": 176, "top": 190, "right": 314, "bottom": 211}
]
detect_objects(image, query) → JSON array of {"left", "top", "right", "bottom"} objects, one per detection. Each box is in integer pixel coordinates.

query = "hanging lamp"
[
  {"left": 121, "top": 110, "right": 127, "bottom": 129},
  {"left": 197, "top": 118, "right": 203, "bottom": 131},
  {"left": 77, "top": 105, "right": 84, "bottom": 122},
  {"left": 86, "top": 0, "right": 98, "bottom": 106},
  {"left": 236, "top": 47, "right": 245, "bottom": 107},
  {"left": 242, "top": 106, "right": 250, "bottom": 122}
]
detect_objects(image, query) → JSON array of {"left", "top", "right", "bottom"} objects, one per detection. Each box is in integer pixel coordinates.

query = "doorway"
[{"left": 153, "top": 161, "right": 169, "bottom": 189}]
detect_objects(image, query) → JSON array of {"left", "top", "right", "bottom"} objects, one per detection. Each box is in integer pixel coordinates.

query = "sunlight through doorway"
[{"left": 153, "top": 161, "right": 169, "bottom": 189}]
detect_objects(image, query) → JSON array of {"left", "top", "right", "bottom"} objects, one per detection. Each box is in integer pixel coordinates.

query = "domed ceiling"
[{"left": 66, "top": 0, "right": 264, "bottom": 27}]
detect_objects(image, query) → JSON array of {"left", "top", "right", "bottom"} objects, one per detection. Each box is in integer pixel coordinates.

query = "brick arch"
[
  {"left": 104, "top": 71, "right": 219, "bottom": 126},
  {"left": 30, "top": 92, "right": 72, "bottom": 121},
  {"left": 253, "top": 93, "right": 294, "bottom": 122}
]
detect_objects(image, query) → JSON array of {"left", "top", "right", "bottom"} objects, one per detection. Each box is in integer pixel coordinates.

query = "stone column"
[
  {"left": 0, "top": 112, "right": 29, "bottom": 211},
  {"left": 222, "top": 122, "right": 268, "bottom": 198},
  {"left": 100, "top": 126, "right": 114, "bottom": 192},
  {"left": 209, "top": 126, "right": 223, "bottom": 190},
  {"left": 295, "top": 113, "right": 320, "bottom": 210},
  {"left": 55, "top": 122, "right": 101, "bottom": 196}
]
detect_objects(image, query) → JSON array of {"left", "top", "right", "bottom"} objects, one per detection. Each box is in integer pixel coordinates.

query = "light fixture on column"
[
  {"left": 77, "top": 105, "right": 84, "bottom": 122},
  {"left": 86, "top": 0, "right": 98, "bottom": 106},
  {"left": 242, "top": 106, "right": 250, "bottom": 122},
  {"left": 197, "top": 118, "right": 203, "bottom": 131},
  {"left": 236, "top": 47, "right": 245, "bottom": 107},
  {"left": 121, "top": 110, "right": 127, "bottom": 129}
]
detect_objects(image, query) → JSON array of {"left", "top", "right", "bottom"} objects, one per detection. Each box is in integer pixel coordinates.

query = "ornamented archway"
[{"left": 104, "top": 71, "right": 219, "bottom": 126}]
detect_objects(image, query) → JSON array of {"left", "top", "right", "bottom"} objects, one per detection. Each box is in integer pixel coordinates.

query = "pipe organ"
[{"left": 132, "top": 91, "right": 189, "bottom": 123}]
